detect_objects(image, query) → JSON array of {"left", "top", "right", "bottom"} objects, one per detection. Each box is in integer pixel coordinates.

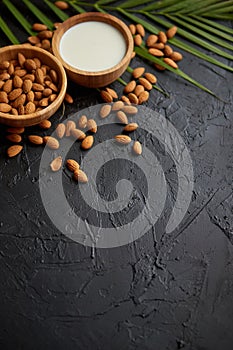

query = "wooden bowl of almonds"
[
  {"left": 52, "top": 12, "right": 134, "bottom": 88},
  {"left": 0, "top": 44, "right": 67, "bottom": 127}
]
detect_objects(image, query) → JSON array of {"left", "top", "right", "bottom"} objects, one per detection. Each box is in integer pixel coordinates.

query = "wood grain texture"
[{"left": 52, "top": 12, "right": 134, "bottom": 88}]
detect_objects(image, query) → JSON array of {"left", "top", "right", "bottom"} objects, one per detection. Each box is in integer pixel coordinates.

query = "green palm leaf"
[
  {"left": 43, "top": 0, "right": 69, "bottom": 21},
  {"left": 23, "top": 0, "right": 54, "bottom": 30},
  {"left": 2, "top": 0, "right": 34, "bottom": 35},
  {"left": 0, "top": 15, "right": 19, "bottom": 45},
  {"left": 192, "top": 15, "right": 233, "bottom": 35}
]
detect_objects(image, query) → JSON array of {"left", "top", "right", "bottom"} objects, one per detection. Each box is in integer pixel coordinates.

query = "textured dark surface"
[{"left": 0, "top": 2, "right": 233, "bottom": 350}]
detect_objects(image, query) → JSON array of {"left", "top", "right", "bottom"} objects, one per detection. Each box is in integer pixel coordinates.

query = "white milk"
[{"left": 59, "top": 21, "right": 127, "bottom": 72}]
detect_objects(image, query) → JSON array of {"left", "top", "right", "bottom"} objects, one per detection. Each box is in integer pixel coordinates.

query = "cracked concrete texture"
[{"left": 0, "top": 2, "right": 233, "bottom": 350}]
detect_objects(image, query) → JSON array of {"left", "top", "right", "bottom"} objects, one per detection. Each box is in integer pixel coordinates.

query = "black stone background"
[{"left": 0, "top": 1, "right": 232, "bottom": 350}]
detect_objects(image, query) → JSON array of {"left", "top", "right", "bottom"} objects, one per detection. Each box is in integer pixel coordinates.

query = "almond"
[
  {"left": 12, "top": 94, "right": 26, "bottom": 108},
  {"left": 0, "top": 72, "right": 10, "bottom": 81},
  {"left": 166, "top": 26, "right": 177, "bottom": 39},
  {"left": 66, "top": 159, "right": 80, "bottom": 172},
  {"left": 81, "top": 135, "right": 94, "bottom": 150},
  {"left": 106, "top": 87, "right": 118, "bottom": 99},
  {"left": 66, "top": 120, "right": 76, "bottom": 136},
  {"left": 23, "top": 79, "right": 33, "bottom": 93},
  {"left": 163, "top": 57, "right": 178, "bottom": 69},
  {"left": 129, "top": 24, "right": 136, "bottom": 35},
  {"left": 164, "top": 45, "right": 173, "bottom": 57},
  {"left": 99, "top": 105, "right": 111, "bottom": 119},
  {"left": 73, "top": 169, "right": 88, "bottom": 183},
  {"left": 87, "top": 119, "right": 97, "bottom": 133},
  {"left": 39, "top": 119, "right": 51, "bottom": 129},
  {"left": 17, "top": 53, "right": 26, "bottom": 67},
  {"left": 56, "top": 123, "right": 66, "bottom": 139},
  {"left": 148, "top": 48, "right": 164, "bottom": 57},
  {"left": 39, "top": 98, "right": 49, "bottom": 107},
  {"left": 132, "top": 67, "right": 145, "bottom": 79},
  {"left": 41, "top": 39, "right": 51, "bottom": 50},
  {"left": 28, "top": 135, "right": 43, "bottom": 145},
  {"left": 50, "top": 156, "right": 62, "bottom": 172},
  {"left": 45, "top": 81, "right": 58, "bottom": 92},
  {"left": 0, "top": 103, "right": 11, "bottom": 113},
  {"left": 116, "top": 111, "right": 128, "bottom": 124},
  {"left": 8, "top": 63, "right": 14, "bottom": 75},
  {"left": 32, "top": 23, "right": 48, "bottom": 32},
  {"left": 37, "top": 30, "right": 53, "bottom": 40},
  {"left": 34, "top": 92, "right": 43, "bottom": 100},
  {"left": 24, "top": 59, "right": 37, "bottom": 71},
  {"left": 13, "top": 75, "right": 23, "bottom": 88},
  {"left": 11, "top": 108, "right": 18, "bottom": 116},
  {"left": 158, "top": 31, "right": 167, "bottom": 44},
  {"left": 2, "top": 79, "right": 12, "bottom": 93},
  {"left": 154, "top": 63, "right": 166, "bottom": 71},
  {"left": 146, "top": 34, "right": 158, "bottom": 47},
  {"left": 32, "top": 83, "right": 44, "bottom": 91},
  {"left": 124, "top": 80, "right": 136, "bottom": 94},
  {"left": 138, "top": 90, "right": 149, "bottom": 104},
  {"left": 121, "top": 96, "right": 131, "bottom": 105},
  {"left": 150, "top": 42, "right": 165, "bottom": 50},
  {"left": 122, "top": 105, "right": 138, "bottom": 115},
  {"left": 128, "top": 93, "right": 138, "bottom": 105},
  {"left": 71, "top": 128, "right": 86, "bottom": 141},
  {"left": 123, "top": 123, "right": 138, "bottom": 132},
  {"left": 131, "top": 51, "right": 136, "bottom": 59},
  {"left": 25, "top": 101, "right": 36, "bottom": 114},
  {"left": 28, "top": 36, "right": 40, "bottom": 45},
  {"left": 169, "top": 52, "right": 183, "bottom": 62},
  {"left": 134, "top": 85, "right": 144, "bottom": 97},
  {"left": 43, "top": 88, "right": 52, "bottom": 97},
  {"left": 0, "top": 91, "right": 8, "bottom": 103},
  {"left": 50, "top": 69, "right": 58, "bottom": 83},
  {"left": 35, "top": 68, "right": 44, "bottom": 85},
  {"left": 134, "top": 34, "right": 142, "bottom": 46},
  {"left": 18, "top": 104, "right": 25, "bottom": 115},
  {"left": 7, "top": 145, "right": 23, "bottom": 158},
  {"left": 14, "top": 69, "right": 27, "bottom": 77},
  {"left": 6, "top": 133, "right": 22, "bottom": 143},
  {"left": 112, "top": 100, "right": 124, "bottom": 111},
  {"left": 138, "top": 77, "right": 153, "bottom": 90},
  {"left": 144, "top": 72, "right": 157, "bottom": 84},
  {"left": 54, "top": 1, "right": 69, "bottom": 10},
  {"left": 7, "top": 127, "right": 25, "bottom": 134},
  {"left": 136, "top": 24, "right": 145, "bottom": 37},
  {"left": 27, "top": 91, "right": 35, "bottom": 102},
  {"left": 8, "top": 88, "right": 22, "bottom": 101},
  {"left": 43, "top": 136, "right": 59, "bottom": 149},
  {"left": 100, "top": 90, "right": 113, "bottom": 103},
  {"left": 0, "top": 61, "right": 10, "bottom": 70},
  {"left": 78, "top": 115, "right": 87, "bottom": 128},
  {"left": 23, "top": 74, "right": 35, "bottom": 82},
  {"left": 133, "top": 141, "right": 142, "bottom": 155},
  {"left": 115, "top": 135, "right": 131, "bottom": 145},
  {"left": 65, "top": 93, "right": 73, "bottom": 104},
  {"left": 49, "top": 94, "right": 57, "bottom": 103}
]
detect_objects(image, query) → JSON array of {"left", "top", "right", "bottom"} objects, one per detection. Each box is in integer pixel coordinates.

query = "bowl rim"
[
  {"left": 52, "top": 12, "right": 134, "bottom": 77},
  {"left": 0, "top": 44, "right": 67, "bottom": 126}
]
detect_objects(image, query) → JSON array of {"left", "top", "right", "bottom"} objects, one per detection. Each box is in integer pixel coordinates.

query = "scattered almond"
[
  {"left": 32, "top": 23, "right": 48, "bottom": 32},
  {"left": 158, "top": 31, "right": 167, "bottom": 44},
  {"left": 71, "top": 128, "right": 86, "bottom": 141},
  {"left": 134, "top": 34, "right": 142, "bottom": 46},
  {"left": 136, "top": 24, "right": 145, "bottom": 37},
  {"left": 50, "top": 156, "right": 62, "bottom": 172},
  {"left": 123, "top": 123, "right": 138, "bottom": 132},
  {"left": 99, "top": 104, "right": 111, "bottom": 119},
  {"left": 144, "top": 72, "right": 157, "bottom": 84},
  {"left": 81, "top": 135, "right": 94, "bottom": 150},
  {"left": 128, "top": 93, "right": 138, "bottom": 105},
  {"left": 132, "top": 67, "right": 145, "bottom": 79},
  {"left": 73, "top": 169, "right": 88, "bottom": 183},
  {"left": 115, "top": 135, "right": 131, "bottom": 145},
  {"left": 78, "top": 115, "right": 88, "bottom": 128},
  {"left": 7, "top": 127, "right": 25, "bottom": 134},
  {"left": 148, "top": 48, "right": 164, "bottom": 57},
  {"left": 54, "top": 1, "right": 69, "bottom": 10},
  {"left": 166, "top": 26, "right": 177, "bottom": 39},
  {"left": 39, "top": 119, "right": 51, "bottom": 129},
  {"left": 170, "top": 52, "right": 183, "bottom": 62},
  {"left": 6, "top": 134, "right": 22, "bottom": 143},
  {"left": 146, "top": 34, "right": 158, "bottom": 47},
  {"left": 122, "top": 105, "right": 138, "bottom": 115},
  {"left": 65, "top": 92, "right": 73, "bottom": 104},
  {"left": 124, "top": 80, "right": 136, "bottom": 94},
  {"left": 43, "top": 136, "right": 59, "bottom": 149},
  {"left": 112, "top": 100, "right": 124, "bottom": 111},
  {"left": 28, "top": 135, "right": 43, "bottom": 145},
  {"left": 66, "top": 159, "right": 80, "bottom": 172},
  {"left": 100, "top": 90, "right": 113, "bottom": 103},
  {"left": 66, "top": 120, "right": 76, "bottom": 136},
  {"left": 138, "top": 77, "right": 153, "bottom": 90},
  {"left": 138, "top": 90, "right": 149, "bottom": 104},
  {"left": 7, "top": 145, "right": 23, "bottom": 158},
  {"left": 164, "top": 45, "right": 173, "bottom": 57},
  {"left": 163, "top": 57, "right": 178, "bottom": 69},
  {"left": 129, "top": 24, "right": 136, "bottom": 35},
  {"left": 56, "top": 123, "right": 66, "bottom": 139},
  {"left": 117, "top": 111, "right": 128, "bottom": 124},
  {"left": 134, "top": 85, "right": 144, "bottom": 97},
  {"left": 87, "top": 119, "right": 97, "bottom": 133},
  {"left": 106, "top": 87, "right": 118, "bottom": 99},
  {"left": 133, "top": 141, "right": 142, "bottom": 155}
]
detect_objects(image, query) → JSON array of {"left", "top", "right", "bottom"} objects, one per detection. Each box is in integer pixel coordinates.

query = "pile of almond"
[{"left": 0, "top": 53, "right": 60, "bottom": 115}]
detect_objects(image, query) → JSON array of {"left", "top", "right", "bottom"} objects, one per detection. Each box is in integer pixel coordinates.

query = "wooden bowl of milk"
[{"left": 52, "top": 12, "right": 134, "bottom": 88}]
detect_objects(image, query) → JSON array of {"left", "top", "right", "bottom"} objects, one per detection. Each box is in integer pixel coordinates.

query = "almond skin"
[
  {"left": 166, "top": 26, "right": 177, "bottom": 39},
  {"left": 65, "top": 93, "right": 73, "bottom": 104},
  {"left": 13, "top": 75, "right": 23, "bottom": 88},
  {"left": 2, "top": 79, "right": 12, "bottom": 93},
  {"left": 23, "top": 79, "right": 33, "bottom": 93},
  {"left": 50, "top": 156, "right": 62, "bottom": 172},
  {"left": 81, "top": 135, "right": 94, "bottom": 150},
  {"left": 99, "top": 105, "right": 111, "bottom": 119},
  {"left": 150, "top": 42, "right": 165, "bottom": 50},
  {"left": 138, "top": 90, "right": 150, "bottom": 104},
  {"left": 66, "top": 159, "right": 80, "bottom": 172},
  {"left": 56, "top": 123, "right": 66, "bottom": 139},
  {"left": 164, "top": 45, "right": 173, "bottom": 57},
  {"left": 0, "top": 103, "right": 11, "bottom": 113},
  {"left": 124, "top": 80, "right": 136, "bottom": 94},
  {"left": 100, "top": 90, "right": 113, "bottom": 103},
  {"left": 32, "top": 23, "right": 48, "bottom": 32},
  {"left": 8, "top": 88, "right": 22, "bottom": 101},
  {"left": 39, "top": 119, "right": 51, "bottom": 129},
  {"left": 128, "top": 93, "right": 138, "bottom": 105},
  {"left": 25, "top": 101, "right": 36, "bottom": 114},
  {"left": 87, "top": 119, "right": 97, "bottom": 133},
  {"left": 7, "top": 127, "right": 25, "bottom": 134},
  {"left": 129, "top": 24, "right": 136, "bottom": 35},
  {"left": 144, "top": 72, "right": 157, "bottom": 84},
  {"left": 133, "top": 141, "right": 142, "bottom": 155},
  {"left": 73, "top": 169, "right": 88, "bottom": 183},
  {"left": 138, "top": 77, "right": 153, "bottom": 91},
  {"left": 169, "top": 52, "right": 183, "bottom": 62},
  {"left": 136, "top": 24, "right": 145, "bottom": 37},
  {"left": 134, "top": 85, "right": 144, "bottom": 97},
  {"left": 0, "top": 91, "right": 8, "bottom": 103},
  {"left": 123, "top": 123, "right": 138, "bottom": 132},
  {"left": 158, "top": 31, "right": 167, "bottom": 44},
  {"left": 134, "top": 34, "right": 142, "bottom": 46},
  {"left": 28, "top": 135, "right": 44, "bottom": 145},
  {"left": 148, "top": 48, "right": 164, "bottom": 57},
  {"left": 163, "top": 57, "right": 178, "bottom": 69},
  {"left": 35, "top": 68, "right": 44, "bottom": 85},
  {"left": 146, "top": 34, "right": 158, "bottom": 47},
  {"left": 6, "top": 133, "right": 22, "bottom": 143},
  {"left": 7, "top": 145, "right": 23, "bottom": 158},
  {"left": 132, "top": 67, "right": 145, "bottom": 79},
  {"left": 116, "top": 111, "right": 128, "bottom": 124},
  {"left": 12, "top": 94, "right": 26, "bottom": 109},
  {"left": 24, "top": 59, "right": 37, "bottom": 71},
  {"left": 78, "top": 115, "right": 88, "bottom": 128},
  {"left": 43, "top": 136, "right": 59, "bottom": 149},
  {"left": 0, "top": 61, "right": 10, "bottom": 70},
  {"left": 115, "top": 135, "right": 132, "bottom": 145},
  {"left": 121, "top": 96, "right": 131, "bottom": 105},
  {"left": 71, "top": 128, "right": 86, "bottom": 141},
  {"left": 54, "top": 1, "right": 69, "bottom": 10}
]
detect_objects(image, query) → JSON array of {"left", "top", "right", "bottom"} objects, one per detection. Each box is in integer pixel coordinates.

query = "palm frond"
[
  {"left": 0, "top": 15, "right": 19, "bottom": 45},
  {"left": 23, "top": 0, "right": 54, "bottom": 30},
  {"left": 43, "top": 0, "right": 69, "bottom": 21},
  {"left": 2, "top": 0, "right": 34, "bottom": 35}
]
